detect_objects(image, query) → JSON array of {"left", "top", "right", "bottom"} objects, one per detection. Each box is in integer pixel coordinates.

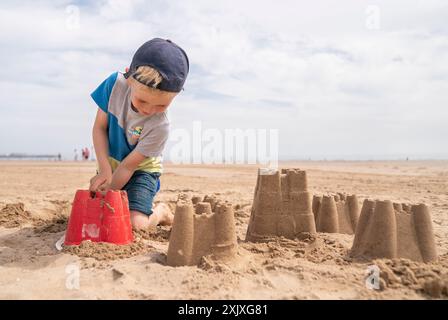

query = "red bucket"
[{"left": 64, "top": 190, "right": 134, "bottom": 245}]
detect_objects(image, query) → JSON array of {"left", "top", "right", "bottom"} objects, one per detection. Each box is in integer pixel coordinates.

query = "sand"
[
  {"left": 63, "top": 240, "right": 150, "bottom": 261},
  {"left": 374, "top": 256, "right": 448, "bottom": 297},
  {"left": 0, "top": 160, "right": 447, "bottom": 299},
  {"left": 0, "top": 203, "right": 35, "bottom": 228}
]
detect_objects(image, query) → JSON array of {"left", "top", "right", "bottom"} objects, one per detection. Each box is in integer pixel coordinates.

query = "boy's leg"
[
  {"left": 123, "top": 171, "right": 173, "bottom": 230},
  {"left": 130, "top": 203, "right": 173, "bottom": 230}
]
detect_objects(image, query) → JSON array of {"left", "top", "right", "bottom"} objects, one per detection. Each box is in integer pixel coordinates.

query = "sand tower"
[
  {"left": 167, "top": 195, "right": 237, "bottom": 267},
  {"left": 349, "top": 200, "right": 437, "bottom": 262},
  {"left": 312, "top": 193, "right": 359, "bottom": 234},
  {"left": 245, "top": 168, "right": 316, "bottom": 241}
]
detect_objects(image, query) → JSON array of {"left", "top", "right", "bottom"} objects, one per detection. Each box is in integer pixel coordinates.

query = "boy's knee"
[{"left": 130, "top": 210, "right": 150, "bottom": 229}]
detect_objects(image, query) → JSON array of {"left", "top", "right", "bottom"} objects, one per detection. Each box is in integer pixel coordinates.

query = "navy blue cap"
[{"left": 124, "top": 38, "right": 189, "bottom": 93}]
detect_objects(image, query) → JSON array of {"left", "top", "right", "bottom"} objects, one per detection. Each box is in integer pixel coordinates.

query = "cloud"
[{"left": 0, "top": 0, "right": 447, "bottom": 160}]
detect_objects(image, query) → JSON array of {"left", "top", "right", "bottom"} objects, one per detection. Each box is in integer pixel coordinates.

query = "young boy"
[{"left": 89, "top": 38, "right": 189, "bottom": 230}]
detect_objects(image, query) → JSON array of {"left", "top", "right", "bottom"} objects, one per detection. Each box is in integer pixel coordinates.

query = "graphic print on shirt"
[{"left": 128, "top": 126, "right": 143, "bottom": 144}]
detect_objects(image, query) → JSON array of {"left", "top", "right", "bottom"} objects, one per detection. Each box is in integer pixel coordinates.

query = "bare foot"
[{"left": 130, "top": 203, "right": 173, "bottom": 231}]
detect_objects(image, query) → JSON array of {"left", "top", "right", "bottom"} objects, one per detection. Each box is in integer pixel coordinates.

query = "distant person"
[
  {"left": 74, "top": 149, "right": 78, "bottom": 161},
  {"left": 58, "top": 153, "right": 62, "bottom": 161},
  {"left": 82, "top": 147, "right": 90, "bottom": 161},
  {"left": 89, "top": 38, "right": 189, "bottom": 230}
]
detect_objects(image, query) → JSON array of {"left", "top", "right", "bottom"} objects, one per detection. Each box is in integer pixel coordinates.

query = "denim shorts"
[{"left": 122, "top": 171, "right": 161, "bottom": 216}]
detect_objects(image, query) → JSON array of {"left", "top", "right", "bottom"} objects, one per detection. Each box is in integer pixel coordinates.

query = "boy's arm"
[
  {"left": 92, "top": 108, "right": 112, "bottom": 175},
  {"left": 109, "top": 150, "right": 146, "bottom": 190},
  {"left": 90, "top": 108, "right": 114, "bottom": 192}
]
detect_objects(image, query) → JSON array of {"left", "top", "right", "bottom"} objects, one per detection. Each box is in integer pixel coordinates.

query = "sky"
[{"left": 0, "top": 0, "right": 447, "bottom": 161}]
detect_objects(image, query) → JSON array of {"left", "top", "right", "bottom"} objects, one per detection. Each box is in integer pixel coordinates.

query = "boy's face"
[{"left": 127, "top": 79, "right": 177, "bottom": 117}]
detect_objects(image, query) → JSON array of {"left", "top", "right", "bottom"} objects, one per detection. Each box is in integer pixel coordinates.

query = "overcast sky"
[{"left": 0, "top": 0, "right": 447, "bottom": 160}]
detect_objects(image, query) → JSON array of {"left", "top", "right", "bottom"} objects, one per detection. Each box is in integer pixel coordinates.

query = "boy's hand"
[
  {"left": 89, "top": 172, "right": 112, "bottom": 193},
  {"left": 97, "top": 182, "right": 111, "bottom": 196}
]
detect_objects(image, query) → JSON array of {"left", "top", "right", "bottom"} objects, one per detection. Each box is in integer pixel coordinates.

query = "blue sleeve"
[{"left": 90, "top": 72, "right": 118, "bottom": 113}]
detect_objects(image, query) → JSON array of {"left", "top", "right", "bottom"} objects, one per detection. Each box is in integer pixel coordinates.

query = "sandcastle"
[
  {"left": 166, "top": 194, "right": 237, "bottom": 267},
  {"left": 350, "top": 199, "right": 438, "bottom": 262},
  {"left": 312, "top": 193, "right": 360, "bottom": 234},
  {"left": 245, "top": 168, "right": 316, "bottom": 241}
]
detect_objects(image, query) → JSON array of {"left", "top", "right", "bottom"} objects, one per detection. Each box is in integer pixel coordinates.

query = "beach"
[{"left": 0, "top": 160, "right": 447, "bottom": 299}]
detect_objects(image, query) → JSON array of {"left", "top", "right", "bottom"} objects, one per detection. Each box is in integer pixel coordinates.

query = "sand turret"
[
  {"left": 167, "top": 195, "right": 237, "bottom": 266},
  {"left": 246, "top": 168, "right": 316, "bottom": 241},
  {"left": 312, "top": 193, "right": 360, "bottom": 234},
  {"left": 350, "top": 200, "right": 437, "bottom": 262}
]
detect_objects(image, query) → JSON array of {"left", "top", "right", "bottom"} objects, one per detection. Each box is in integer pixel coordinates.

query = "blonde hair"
[{"left": 130, "top": 66, "right": 176, "bottom": 96}]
